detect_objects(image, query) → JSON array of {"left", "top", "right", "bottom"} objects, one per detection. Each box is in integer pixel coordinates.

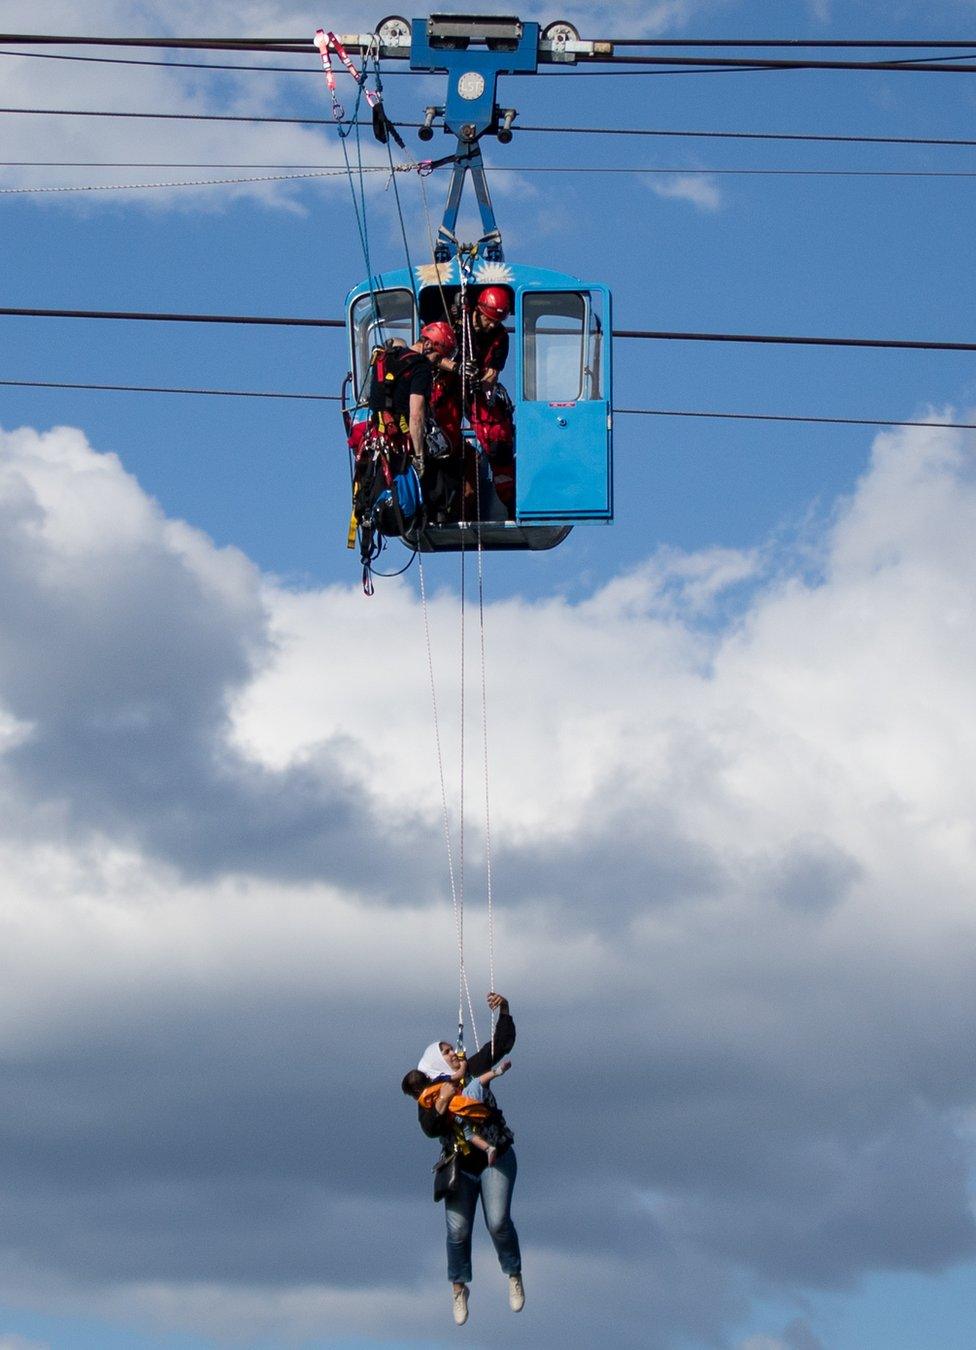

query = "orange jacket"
[{"left": 417, "top": 1082, "right": 489, "bottom": 1121}]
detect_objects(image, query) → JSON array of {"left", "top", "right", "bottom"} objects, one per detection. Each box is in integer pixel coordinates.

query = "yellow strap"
[
  {"left": 346, "top": 482, "right": 359, "bottom": 549},
  {"left": 453, "top": 1120, "right": 472, "bottom": 1154}
]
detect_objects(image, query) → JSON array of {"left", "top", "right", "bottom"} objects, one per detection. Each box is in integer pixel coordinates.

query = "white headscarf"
[{"left": 418, "top": 1041, "right": 453, "bottom": 1079}]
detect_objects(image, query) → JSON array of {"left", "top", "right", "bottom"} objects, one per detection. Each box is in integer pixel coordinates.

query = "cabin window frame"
[
  {"left": 349, "top": 288, "right": 417, "bottom": 401},
  {"left": 520, "top": 290, "right": 605, "bottom": 404}
]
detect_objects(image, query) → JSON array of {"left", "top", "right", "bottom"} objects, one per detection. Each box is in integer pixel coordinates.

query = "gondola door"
[{"left": 513, "top": 285, "right": 613, "bottom": 522}]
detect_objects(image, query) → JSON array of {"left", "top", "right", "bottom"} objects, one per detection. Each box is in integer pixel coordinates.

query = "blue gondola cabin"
[{"left": 344, "top": 260, "right": 613, "bottom": 553}]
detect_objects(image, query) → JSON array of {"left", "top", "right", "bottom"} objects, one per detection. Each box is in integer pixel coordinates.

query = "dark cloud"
[
  {"left": 493, "top": 757, "right": 729, "bottom": 927},
  {"left": 494, "top": 807, "right": 724, "bottom": 924},
  {"left": 0, "top": 432, "right": 441, "bottom": 894},
  {"left": 665, "top": 1105, "right": 976, "bottom": 1285},
  {"left": 766, "top": 834, "right": 862, "bottom": 915},
  {"left": 2, "top": 424, "right": 976, "bottom": 1348},
  {"left": 0, "top": 968, "right": 973, "bottom": 1346}
]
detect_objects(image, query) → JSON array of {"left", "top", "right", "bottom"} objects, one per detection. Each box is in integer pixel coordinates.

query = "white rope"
[
  {"left": 418, "top": 553, "right": 478, "bottom": 1048},
  {"left": 414, "top": 181, "right": 484, "bottom": 1048},
  {"left": 456, "top": 468, "right": 480, "bottom": 1048},
  {"left": 0, "top": 165, "right": 421, "bottom": 195},
  {"left": 468, "top": 308, "right": 497, "bottom": 1057},
  {"left": 410, "top": 207, "right": 501, "bottom": 1056},
  {"left": 476, "top": 492, "right": 497, "bottom": 1054},
  {"left": 459, "top": 273, "right": 498, "bottom": 1053},
  {"left": 456, "top": 251, "right": 499, "bottom": 1056}
]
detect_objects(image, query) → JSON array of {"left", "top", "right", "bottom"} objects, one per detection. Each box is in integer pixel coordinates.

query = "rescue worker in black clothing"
[
  {"left": 390, "top": 321, "right": 458, "bottom": 469},
  {"left": 401, "top": 992, "right": 524, "bottom": 1326},
  {"left": 348, "top": 321, "right": 457, "bottom": 553}
]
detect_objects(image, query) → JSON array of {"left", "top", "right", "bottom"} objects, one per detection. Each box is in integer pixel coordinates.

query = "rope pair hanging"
[
  {"left": 417, "top": 537, "right": 496, "bottom": 1059},
  {"left": 415, "top": 239, "right": 497, "bottom": 1057}
]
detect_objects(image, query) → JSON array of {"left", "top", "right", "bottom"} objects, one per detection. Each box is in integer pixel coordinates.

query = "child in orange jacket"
[{"left": 417, "top": 1059, "right": 512, "bottom": 1165}]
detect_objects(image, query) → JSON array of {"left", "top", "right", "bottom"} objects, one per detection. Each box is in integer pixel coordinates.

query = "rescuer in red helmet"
[
  {"left": 438, "top": 284, "right": 516, "bottom": 518},
  {"left": 469, "top": 286, "right": 515, "bottom": 516},
  {"left": 474, "top": 284, "right": 511, "bottom": 324},
  {"left": 389, "top": 322, "right": 457, "bottom": 465},
  {"left": 420, "top": 321, "right": 457, "bottom": 358},
  {"left": 348, "top": 323, "right": 455, "bottom": 460}
]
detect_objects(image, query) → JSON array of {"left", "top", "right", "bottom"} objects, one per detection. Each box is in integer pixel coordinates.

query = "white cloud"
[
  {"left": 2, "top": 412, "right": 976, "bottom": 1346},
  {"left": 0, "top": 2, "right": 402, "bottom": 209},
  {"left": 650, "top": 172, "right": 724, "bottom": 212}
]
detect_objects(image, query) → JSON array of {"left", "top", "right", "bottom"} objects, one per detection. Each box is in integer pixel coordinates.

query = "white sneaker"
[
  {"left": 452, "top": 1283, "right": 470, "bottom": 1326},
  {"left": 508, "top": 1273, "right": 525, "bottom": 1312}
]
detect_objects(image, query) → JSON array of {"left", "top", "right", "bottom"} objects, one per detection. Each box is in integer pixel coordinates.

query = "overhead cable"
[
  {"left": 0, "top": 49, "right": 796, "bottom": 77},
  {"left": 3, "top": 105, "right": 975, "bottom": 149},
  {"left": 5, "top": 164, "right": 976, "bottom": 192},
  {"left": 5, "top": 33, "right": 976, "bottom": 50},
  {"left": 514, "top": 124, "right": 976, "bottom": 148},
  {"left": 615, "top": 327, "right": 976, "bottom": 352},
  {"left": 614, "top": 408, "right": 976, "bottom": 431},
  {"left": 0, "top": 34, "right": 312, "bottom": 53},
  {"left": 606, "top": 39, "right": 976, "bottom": 49},
  {"left": 0, "top": 305, "right": 343, "bottom": 328},
  {"left": 5, "top": 160, "right": 976, "bottom": 181},
  {"left": 0, "top": 378, "right": 336, "bottom": 399},
  {"left": 554, "top": 53, "right": 976, "bottom": 72},
  {"left": 0, "top": 104, "right": 354, "bottom": 126},
  {"left": 0, "top": 166, "right": 400, "bottom": 195},
  {"left": 0, "top": 48, "right": 343, "bottom": 74},
  {"left": 3, "top": 378, "right": 974, "bottom": 435},
  {"left": 3, "top": 307, "right": 975, "bottom": 354},
  {"left": 4, "top": 33, "right": 976, "bottom": 71}
]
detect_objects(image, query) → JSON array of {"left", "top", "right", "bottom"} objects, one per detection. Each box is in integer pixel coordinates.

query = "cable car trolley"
[{"left": 339, "top": 15, "right": 614, "bottom": 565}]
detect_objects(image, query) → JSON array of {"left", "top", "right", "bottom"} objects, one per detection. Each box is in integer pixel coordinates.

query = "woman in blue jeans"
[{"left": 402, "top": 992, "right": 524, "bottom": 1327}]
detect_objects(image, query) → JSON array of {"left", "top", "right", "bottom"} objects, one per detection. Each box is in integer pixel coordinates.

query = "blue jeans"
[{"left": 445, "top": 1147, "right": 521, "bottom": 1284}]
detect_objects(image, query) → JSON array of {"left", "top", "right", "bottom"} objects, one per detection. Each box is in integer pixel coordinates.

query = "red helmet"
[
  {"left": 420, "top": 321, "right": 457, "bottom": 356},
  {"left": 476, "top": 286, "right": 512, "bottom": 322}
]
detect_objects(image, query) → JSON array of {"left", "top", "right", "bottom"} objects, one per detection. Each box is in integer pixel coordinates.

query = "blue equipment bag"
[{"left": 374, "top": 465, "right": 423, "bottom": 537}]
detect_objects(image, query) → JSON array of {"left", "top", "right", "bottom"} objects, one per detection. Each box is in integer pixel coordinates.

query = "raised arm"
[
  {"left": 477, "top": 1059, "right": 511, "bottom": 1088},
  {"left": 465, "top": 993, "right": 515, "bottom": 1079}
]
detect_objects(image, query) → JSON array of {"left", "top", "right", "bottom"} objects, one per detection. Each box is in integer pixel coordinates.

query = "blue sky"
[{"left": 2, "top": 3, "right": 976, "bottom": 1348}]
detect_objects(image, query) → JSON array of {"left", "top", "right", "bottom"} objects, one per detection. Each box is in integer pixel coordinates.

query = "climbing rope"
[
  {"left": 475, "top": 454, "right": 497, "bottom": 1054},
  {"left": 456, "top": 246, "right": 499, "bottom": 1054},
  {"left": 418, "top": 554, "right": 479, "bottom": 1049}
]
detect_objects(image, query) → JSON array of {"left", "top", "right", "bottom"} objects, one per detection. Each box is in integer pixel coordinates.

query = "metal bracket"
[
  {"left": 434, "top": 138, "right": 503, "bottom": 261},
  {"left": 410, "top": 14, "right": 539, "bottom": 139}
]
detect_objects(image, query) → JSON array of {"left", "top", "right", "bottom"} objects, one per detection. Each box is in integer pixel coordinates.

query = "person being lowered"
[{"left": 401, "top": 992, "right": 524, "bottom": 1327}]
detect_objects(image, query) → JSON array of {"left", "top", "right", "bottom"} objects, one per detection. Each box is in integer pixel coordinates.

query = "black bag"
[
  {"left": 433, "top": 1149, "right": 461, "bottom": 1203},
  {"left": 424, "top": 417, "right": 452, "bottom": 460}
]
